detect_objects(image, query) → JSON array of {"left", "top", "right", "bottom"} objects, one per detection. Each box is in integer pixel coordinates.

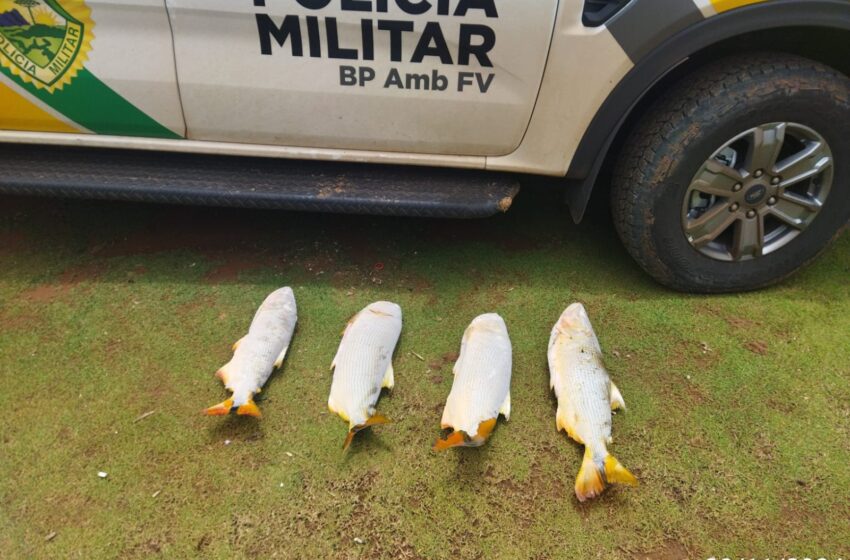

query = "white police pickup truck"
[{"left": 1, "top": 0, "right": 848, "bottom": 292}]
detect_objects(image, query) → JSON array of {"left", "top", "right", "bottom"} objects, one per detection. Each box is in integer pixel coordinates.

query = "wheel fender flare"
[{"left": 566, "top": 0, "right": 850, "bottom": 223}]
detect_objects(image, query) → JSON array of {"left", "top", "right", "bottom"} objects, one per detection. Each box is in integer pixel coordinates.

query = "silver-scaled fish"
[
  {"left": 204, "top": 287, "right": 297, "bottom": 418},
  {"left": 548, "top": 303, "right": 637, "bottom": 501},
  {"left": 434, "top": 313, "right": 512, "bottom": 451},
  {"left": 328, "top": 301, "right": 402, "bottom": 450}
]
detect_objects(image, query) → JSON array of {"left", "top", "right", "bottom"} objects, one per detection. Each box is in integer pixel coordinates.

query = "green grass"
[{"left": 1, "top": 188, "right": 848, "bottom": 559}]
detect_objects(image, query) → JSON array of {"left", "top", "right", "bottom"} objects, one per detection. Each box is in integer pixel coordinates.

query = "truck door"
[
  {"left": 165, "top": 0, "right": 558, "bottom": 156},
  {"left": 0, "top": 0, "right": 183, "bottom": 138}
]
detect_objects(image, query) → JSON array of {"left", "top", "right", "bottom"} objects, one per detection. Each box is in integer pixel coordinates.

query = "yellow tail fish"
[
  {"left": 434, "top": 313, "right": 511, "bottom": 451},
  {"left": 204, "top": 287, "right": 297, "bottom": 418},
  {"left": 328, "top": 301, "right": 402, "bottom": 450},
  {"left": 548, "top": 303, "right": 637, "bottom": 501}
]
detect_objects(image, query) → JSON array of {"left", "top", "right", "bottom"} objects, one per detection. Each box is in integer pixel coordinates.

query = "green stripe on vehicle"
[{"left": 0, "top": 65, "right": 182, "bottom": 139}]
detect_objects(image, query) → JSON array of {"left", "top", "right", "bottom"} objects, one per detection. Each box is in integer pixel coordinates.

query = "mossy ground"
[{"left": 1, "top": 186, "right": 848, "bottom": 559}]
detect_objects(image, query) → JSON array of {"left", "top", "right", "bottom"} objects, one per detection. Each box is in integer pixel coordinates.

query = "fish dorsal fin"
[
  {"left": 499, "top": 392, "right": 511, "bottom": 420},
  {"left": 232, "top": 336, "right": 247, "bottom": 352},
  {"left": 274, "top": 345, "right": 289, "bottom": 369},
  {"left": 215, "top": 360, "right": 234, "bottom": 388},
  {"left": 382, "top": 362, "right": 395, "bottom": 389},
  {"left": 609, "top": 382, "right": 626, "bottom": 411}
]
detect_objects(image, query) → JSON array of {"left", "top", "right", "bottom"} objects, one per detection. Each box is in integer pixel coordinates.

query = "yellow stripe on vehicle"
[
  {"left": 0, "top": 82, "right": 81, "bottom": 134},
  {"left": 711, "top": 0, "right": 768, "bottom": 13}
]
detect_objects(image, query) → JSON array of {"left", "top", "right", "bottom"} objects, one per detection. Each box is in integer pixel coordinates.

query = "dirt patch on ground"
[
  {"left": 428, "top": 351, "right": 459, "bottom": 371},
  {"left": 744, "top": 340, "right": 769, "bottom": 355},
  {"left": 0, "top": 312, "right": 43, "bottom": 334},
  {"left": 725, "top": 315, "right": 760, "bottom": 330},
  {"left": 632, "top": 539, "right": 691, "bottom": 560},
  {"left": 19, "top": 261, "right": 105, "bottom": 303}
]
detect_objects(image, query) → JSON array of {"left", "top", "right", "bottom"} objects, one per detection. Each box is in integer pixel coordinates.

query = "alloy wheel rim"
[{"left": 682, "top": 122, "right": 834, "bottom": 262}]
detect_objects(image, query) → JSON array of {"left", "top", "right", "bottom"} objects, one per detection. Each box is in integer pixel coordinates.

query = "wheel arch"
[{"left": 565, "top": 0, "right": 850, "bottom": 223}]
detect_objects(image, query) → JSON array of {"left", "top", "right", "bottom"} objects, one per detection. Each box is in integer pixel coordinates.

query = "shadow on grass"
[
  {"left": 0, "top": 178, "right": 668, "bottom": 301},
  {"left": 207, "top": 414, "right": 264, "bottom": 442},
  {"left": 343, "top": 427, "right": 392, "bottom": 456}
]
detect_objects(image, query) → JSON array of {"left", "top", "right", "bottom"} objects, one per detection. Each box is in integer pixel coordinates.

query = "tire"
[{"left": 611, "top": 52, "right": 850, "bottom": 293}]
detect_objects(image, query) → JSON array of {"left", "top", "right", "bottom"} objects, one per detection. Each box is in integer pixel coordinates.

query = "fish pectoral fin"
[
  {"left": 274, "top": 345, "right": 289, "bottom": 369},
  {"left": 499, "top": 392, "right": 511, "bottom": 420},
  {"left": 610, "top": 382, "right": 626, "bottom": 411},
  {"left": 381, "top": 362, "right": 395, "bottom": 389},
  {"left": 232, "top": 336, "right": 246, "bottom": 352},
  {"left": 204, "top": 397, "right": 234, "bottom": 416},
  {"left": 575, "top": 447, "right": 605, "bottom": 502}
]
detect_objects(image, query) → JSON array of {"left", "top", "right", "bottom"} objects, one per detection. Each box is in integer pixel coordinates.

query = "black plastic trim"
[
  {"left": 582, "top": 0, "right": 630, "bottom": 27},
  {"left": 0, "top": 144, "right": 520, "bottom": 219}
]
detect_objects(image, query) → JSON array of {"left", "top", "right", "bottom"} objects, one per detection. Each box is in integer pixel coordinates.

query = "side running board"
[{"left": 0, "top": 144, "right": 520, "bottom": 219}]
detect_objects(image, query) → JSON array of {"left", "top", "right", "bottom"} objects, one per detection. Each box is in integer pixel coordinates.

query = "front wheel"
[{"left": 611, "top": 53, "right": 850, "bottom": 292}]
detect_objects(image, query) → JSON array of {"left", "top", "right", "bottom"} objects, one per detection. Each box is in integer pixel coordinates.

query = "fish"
[
  {"left": 548, "top": 303, "right": 637, "bottom": 502},
  {"left": 434, "top": 313, "right": 512, "bottom": 451},
  {"left": 328, "top": 301, "right": 402, "bottom": 450},
  {"left": 204, "top": 287, "right": 297, "bottom": 418}
]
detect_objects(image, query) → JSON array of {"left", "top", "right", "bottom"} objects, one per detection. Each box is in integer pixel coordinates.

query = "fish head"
[
  {"left": 264, "top": 287, "right": 296, "bottom": 309},
  {"left": 469, "top": 313, "right": 507, "bottom": 335},
  {"left": 367, "top": 301, "right": 402, "bottom": 319},
  {"left": 556, "top": 303, "right": 594, "bottom": 335},
  {"left": 276, "top": 286, "right": 295, "bottom": 300}
]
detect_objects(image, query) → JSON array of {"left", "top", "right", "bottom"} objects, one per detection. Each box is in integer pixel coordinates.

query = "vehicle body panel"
[
  {"left": 0, "top": 0, "right": 847, "bottom": 180},
  {"left": 0, "top": 0, "right": 183, "bottom": 138},
  {"left": 165, "top": 0, "right": 558, "bottom": 156}
]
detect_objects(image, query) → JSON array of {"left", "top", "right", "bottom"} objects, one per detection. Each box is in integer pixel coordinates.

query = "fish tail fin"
[
  {"left": 432, "top": 430, "right": 467, "bottom": 451},
  {"left": 575, "top": 447, "right": 606, "bottom": 502},
  {"left": 604, "top": 454, "right": 638, "bottom": 487},
  {"left": 342, "top": 414, "right": 392, "bottom": 451},
  {"left": 236, "top": 398, "right": 262, "bottom": 418},
  {"left": 343, "top": 430, "right": 357, "bottom": 451},
  {"left": 361, "top": 413, "right": 391, "bottom": 429},
  {"left": 203, "top": 397, "right": 234, "bottom": 416}
]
